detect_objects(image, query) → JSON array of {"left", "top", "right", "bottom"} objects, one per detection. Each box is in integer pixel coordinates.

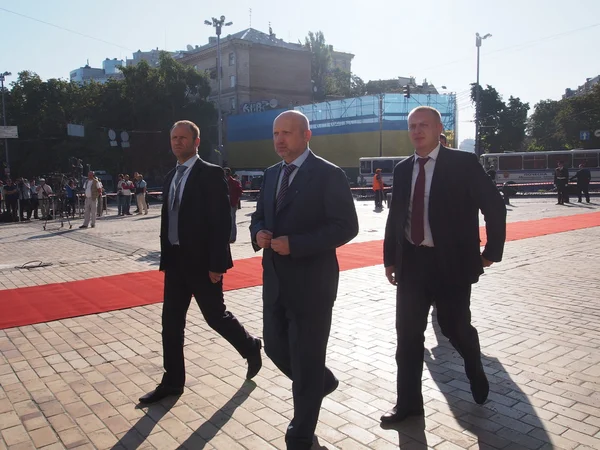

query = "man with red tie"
[{"left": 381, "top": 106, "right": 506, "bottom": 423}]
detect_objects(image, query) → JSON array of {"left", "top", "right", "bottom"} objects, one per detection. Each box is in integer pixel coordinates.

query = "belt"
[{"left": 404, "top": 239, "right": 435, "bottom": 252}]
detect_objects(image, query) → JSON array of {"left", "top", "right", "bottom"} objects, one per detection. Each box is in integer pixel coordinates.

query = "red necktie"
[{"left": 411, "top": 157, "right": 430, "bottom": 246}]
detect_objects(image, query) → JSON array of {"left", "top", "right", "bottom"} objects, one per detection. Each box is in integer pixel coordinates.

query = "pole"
[
  {"left": 378, "top": 94, "right": 383, "bottom": 157},
  {"left": 216, "top": 27, "right": 224, "bottom": 164},
  {"left": 0, "top": 75, "right": 8, "bottom": 171},
  {"left": 475, "top": 39, "right": 481, "bottom": 158}
]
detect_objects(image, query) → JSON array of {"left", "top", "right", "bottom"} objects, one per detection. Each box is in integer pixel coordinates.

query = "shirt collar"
[
  {"left": 413, "top": 143, "right": 441, "bottom": 162},
  {"left": 176, "top": 154, "right": 199, "bottom": 170},
  {"left": 283, "top": 147, "right": 310, "bottom": 168}
]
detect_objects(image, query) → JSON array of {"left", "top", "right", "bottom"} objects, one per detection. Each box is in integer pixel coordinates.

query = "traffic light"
[{"left": 403, "top": 85, "right": 411, "bottom": 98}]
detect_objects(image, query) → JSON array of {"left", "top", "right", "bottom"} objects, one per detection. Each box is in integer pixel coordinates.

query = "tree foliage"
[
  {"left": 304, "top": 30, "right": 365, "bottom": 100},
  {"left": 528, "top": 83, "right": 600, "bottom": 151},
  {"left": 470, "top": 84, "right": 529, "bottom": 153},
  {"left": 1, "top": 53, "right": 215, "bottom": 185}
]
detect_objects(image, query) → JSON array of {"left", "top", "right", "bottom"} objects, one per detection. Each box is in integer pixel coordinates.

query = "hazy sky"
[{"left": 2, "top": 0, "right": 599, "bottom": 141}]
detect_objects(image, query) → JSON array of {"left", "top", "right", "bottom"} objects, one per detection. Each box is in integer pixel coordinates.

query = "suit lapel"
[
  {"left": 277, "top": 151, "right": 315, "bottom": 214},
  {"left": 429, "top": 146, "right": 448, "bottom": 214},
  {"left": 265, "top": 164, "right": 281, "bottom": 221},
  {"left": 179, "top": 158, "right": 203, "bottom": 210},
  {"left": 163, "top": 169, "right": 176, "bottom": 209}
]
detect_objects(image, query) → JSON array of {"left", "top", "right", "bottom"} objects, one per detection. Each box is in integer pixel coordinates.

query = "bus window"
[
  {"left": 498, "top": 155, "right": 522, "bottom": 171},
  {"left": 360, "top": 160, "right": 372, "bottom": 174},
  {"left": 523, "top": 154, "right": 547, "bottom": 170},
  {"left": 548, "top": 153, "right": 572, "bottom": 168},
  {"left": 373, "top": 159, "right": 394, "bottom": 173},
  {"left": 573, "top": 152, "right": 599, "bottom": 168},
  {"left": 483, "top": 156, "right": 499, "bottom": 169}
]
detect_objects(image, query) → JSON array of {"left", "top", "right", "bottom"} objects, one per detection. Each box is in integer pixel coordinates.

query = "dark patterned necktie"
[
  {"left": 276, "top": 163, "right": 297, "bottom": 213},
  {"left": 168, "top": 165, "right": 188, "bottom": 245},
  {"left": 411, "top": 157, "right": 430, "bottom": 246}
]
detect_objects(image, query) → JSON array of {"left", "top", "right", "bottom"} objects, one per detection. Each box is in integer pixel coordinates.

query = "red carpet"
[{"left": 2, "top": 211, "right": 600, "bottom": 329}]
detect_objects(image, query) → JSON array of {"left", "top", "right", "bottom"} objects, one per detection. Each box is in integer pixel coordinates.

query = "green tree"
[
  {"left": 304, "top": 31, "right": 331, "bottom": 101},
  {"left": 1, "top": 53, "right": 215, "bottom": 180},
  {"left": 470, "top": 84, "right": 529, "bottom": 153}
]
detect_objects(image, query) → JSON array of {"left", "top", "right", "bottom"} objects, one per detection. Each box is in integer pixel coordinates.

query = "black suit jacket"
[
  {"left": 250, "top": 151, "right": 359, "bottom": 313},
  {"left": 159, "top": 158, "right": 233, "bottom": 273},
  {"left": 384, "top": 146, "right": 506, "bottom": 285}
]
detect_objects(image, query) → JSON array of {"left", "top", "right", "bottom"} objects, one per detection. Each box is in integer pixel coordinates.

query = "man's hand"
[
  {"left": 271, "top": 236, "right": 290, "bottom": 255},
  {"left": 481, "top": 256, "right": 493, "bottom": 268},
  {"left": 385, "top": 266, "right": 397, "bottom": 286},
  {"left": 256, "top": 230, "right": 273, "bottom": 249},
  {"left": 208, "top": 271, "right": 223, "bottom": 284}
]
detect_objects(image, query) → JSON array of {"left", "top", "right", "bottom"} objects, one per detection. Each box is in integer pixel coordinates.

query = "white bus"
[
  {"left": 358, "top": 156, "right": 410, "bottom": 187},
  {"left": 481, "top": 149, "right": 600, "bottom": 185}
]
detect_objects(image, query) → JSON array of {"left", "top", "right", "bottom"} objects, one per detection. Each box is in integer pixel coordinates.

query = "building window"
[
  {"left": 230, "top": 75, "right": 236, "bottom": 88},
  {"left": 230, "top": 97, "right": 236, "bottom": 111},
  {"left": 228, "top": 52, "right": 235, "bottom": 66}
]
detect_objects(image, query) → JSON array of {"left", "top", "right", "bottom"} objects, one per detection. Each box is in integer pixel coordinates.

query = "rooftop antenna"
[{"left": 249, "top": 8, "right": 252, "bottom": 27}]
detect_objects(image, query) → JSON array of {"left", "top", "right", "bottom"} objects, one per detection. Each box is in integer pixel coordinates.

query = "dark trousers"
[
  {"left": 263, "top": 300, "right": 336, "bottom": 450},
  {"left": 577, "top": 183, "right": 590, "bottom": 203},
  {"left": 161, "top": 248, "right": 255, "bottom": 388},
  {"left": 557, "top": 182, "right": 568, "bottom": 204},
  {"left": 374, "top": 189, "right": 383, "bottom": 208},
  {"left": 30, "top": 198, "right": 39, "bottom": 218},
  {"left": 19, "top": 199, "right": 32, "bottom": 220},
  {"left": 6, "top": 199, "right": 18, "bottom": 220},
  {"left": 395, "top": 241, "right": 483, "bottom": 409}
]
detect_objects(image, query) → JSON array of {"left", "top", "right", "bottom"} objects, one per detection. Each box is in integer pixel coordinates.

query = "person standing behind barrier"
[
  {"left": 554, "top": 160, "right": 569, "bottom": 205},
  {"left": 224, "top": 167, "right": 243, "bottom": 243},
  {"left": 30, "top": 179, "right": 39, "bottom": 219},
  {"left": 373, "top": 168, "right": 384, "bottom": 209},
  {"left": 36, "top": 179, "right": 53, "bottom": 220},
  {"left": 381, "top": 106, "right": 506, "bottom": 424},
  {"left": 570, "top": 163, "right": 591, "bottom": 203},
  {"left": 135, "top": 173, "right": 148, "bottom": 215},
  {"left": 250, "top": 111, "right": 359, "bottom": 450},
  {"left": 3, "top": 179, "right": 18, "bottom": 221},
  {"left": 138, "top": 120, "right": 262, "bottom": 405},
  {"left": 116, "top": 174, "right": 125, "bottom": 216},
  {"left": 79, "top": 171, "right": 101, "bottom": 229},
  {"left": 17, "top": 178, "right": 32, "bottom": 221},
  {"left": 65, "top": 180, "right": 76, "bottom": 218},
  {"left": 122, "top": 174, "right": 134, "bottom": 215}
]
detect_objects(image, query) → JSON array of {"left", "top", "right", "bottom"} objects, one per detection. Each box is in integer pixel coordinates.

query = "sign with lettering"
[{"left": 241, "top": 99, "right": 278, "bottom": 114}]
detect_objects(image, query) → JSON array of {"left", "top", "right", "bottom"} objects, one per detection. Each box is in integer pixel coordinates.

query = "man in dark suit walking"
[
  {"left": 139, "top": 120, "right": 262, "bottom": 404},
  {"left": 250, "top": 111, "right": 358, "bottom": 450},
  {"left": 570, "top": 163, "right": 592, "bottom": 203},
  {"left": 381, "top": 106, "right": 506, "bottom": 424}
]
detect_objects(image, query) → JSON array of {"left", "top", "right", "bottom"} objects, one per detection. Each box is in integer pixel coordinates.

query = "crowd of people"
[{"left": 0, "top": 171, "right": 150, "bottom": 225}]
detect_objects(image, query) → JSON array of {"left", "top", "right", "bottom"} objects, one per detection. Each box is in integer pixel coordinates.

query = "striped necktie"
[{"left": 276, "top": 163, "right": 297, "bottom": 213}]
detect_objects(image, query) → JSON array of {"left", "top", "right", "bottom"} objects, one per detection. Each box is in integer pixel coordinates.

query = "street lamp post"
[
  {"left": 204, "top": 16, "right": 232, "bottom": 165},
  {"left": 475, "top": 32, "right": 491, "bottom": 157},
  {"left": 0, "top": 71, "right": 11, "bottom": 172}
]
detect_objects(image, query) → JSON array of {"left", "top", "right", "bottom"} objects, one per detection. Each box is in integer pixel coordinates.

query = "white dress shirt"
[
  {"left": 170, "top": 154, "right": 199, "bottom": 207},
  {"left": 405, "top": 144, "right": 441, "bottom": 247},
  {"left": 276, "top": 148, "right": 310, "bottom": 196}
]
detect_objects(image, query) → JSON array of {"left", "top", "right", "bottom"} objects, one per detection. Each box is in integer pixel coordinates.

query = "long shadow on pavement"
[
  {"left": 110, "top": 396, "right": 180, "bottom": 449},
  {"left": 176, "top": 382, "right": 257, "bottom": 449},
  {"left": 425, "top": 308, "right": 552, "bottom": 449}
]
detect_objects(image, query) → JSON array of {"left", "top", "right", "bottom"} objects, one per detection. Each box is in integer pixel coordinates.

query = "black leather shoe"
[
  {"left": 246, "top": 339, "right": 262, "bottom": 380},
  {"left": 138, "top": 385, "right": 183, "bottom": 404},
  {"left": 323, "top": 377, "right": 339, "bottom": 397},
  {"left": 470, "top": 369, "right": 490, "bottom": 405},
  {"left": 380, "top": 406, "right": 424, "bottom": 423}
]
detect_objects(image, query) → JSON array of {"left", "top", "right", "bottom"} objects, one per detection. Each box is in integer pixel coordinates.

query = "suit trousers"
[
  {"left": 263, "top": 298, "right": 336, "bottom": 449},
  {"left": 161, "top": 247, "right": 255, "bottom": 388},
  {"left": 395, "top": 240, "right": 483, "bottom": 409},
  {"left": 577, "top": 183, "right": 590, "bottom": 203}
]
